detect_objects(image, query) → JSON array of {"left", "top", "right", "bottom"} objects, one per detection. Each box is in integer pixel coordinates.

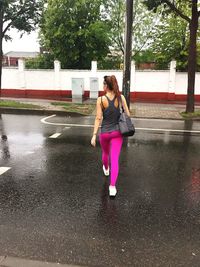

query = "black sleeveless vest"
[{"left": 101, "top": 95, "right": 120, "bottom": 133}]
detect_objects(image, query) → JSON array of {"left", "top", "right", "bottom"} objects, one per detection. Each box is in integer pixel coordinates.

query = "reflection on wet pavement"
[{"left": 0, "top": 114, "right": 200, "bottom": 266}]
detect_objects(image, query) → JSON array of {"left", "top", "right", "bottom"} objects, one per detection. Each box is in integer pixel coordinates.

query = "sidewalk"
[
  {"left": 131, "top": 102, "right": 185, "bottom": 119},
  {"left": 0, "top": 97, "right": 200, "bottom": 120}
]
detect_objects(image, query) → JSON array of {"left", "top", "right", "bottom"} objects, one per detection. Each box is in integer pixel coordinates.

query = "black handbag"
[{"left": 118, "top": 96, "right": 135, "bottom": 137}]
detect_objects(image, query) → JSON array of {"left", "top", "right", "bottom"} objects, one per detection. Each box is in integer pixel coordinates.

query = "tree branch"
[
  {"left": 116, "top": 1, "right": 124, "bottom": 55},
  {"left": 133, "top": 28, "right": 155, "bottom": 58},
  {"left": 198, "top": 10, "right": 200, "bottom": 17},
  {"left": 118, "top": 35, "right": 124, "bottom": 55},
  {"left": 162, "top": 0, "right": 191, "bottom": 23},
  {"left": 2, "top": 4, "right": 35, "bottom": 37},
  {"left": 2, "top": 21, "right": 12, "bottom": 37},
  {"left": 110, "top": 35, "right": 124, "bottom": 55}
]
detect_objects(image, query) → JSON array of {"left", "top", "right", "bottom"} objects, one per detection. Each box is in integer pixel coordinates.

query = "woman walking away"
[{"left": 91, "top": 75, "right": 130, "bottom": 197}]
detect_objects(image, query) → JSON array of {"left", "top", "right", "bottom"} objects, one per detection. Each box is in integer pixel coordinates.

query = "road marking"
[
  {"left": 41, "top": 115, "right": 200, "bottom": 134},
  {"left": 41, "top": 115, "right": 93, "bottom": 127},
  {"left": 49, "top": 133, "right": 61, "bottom": 138},
  {"left": 25, "top": 151, "right": 35, "bottom": 155},
  {"left": 0, "top": 256, "right": 83, "bottom": 267},
  {"left": 0, "top": 167, "right": 11, "bottom": 175},
  {"left": 136, "top": 127, "right": 200, "bottom": 134}
]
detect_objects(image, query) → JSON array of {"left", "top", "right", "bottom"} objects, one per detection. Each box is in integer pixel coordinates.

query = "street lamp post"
[{"left": 122, "top": 0, "right": 133, "bottom": 108}]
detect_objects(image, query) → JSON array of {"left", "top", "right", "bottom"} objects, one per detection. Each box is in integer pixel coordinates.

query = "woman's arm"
[
  {"left": 121, "top": 95, "right": 131, "bottom": 117},
  {"left": 91, "top": 97, "right": 103, "bottom": 147}
]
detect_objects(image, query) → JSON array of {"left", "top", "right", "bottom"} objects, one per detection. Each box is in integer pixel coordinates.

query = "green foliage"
[
  {"left": 132, "top": 0, "right": 163, "bottom": 54},
  {"left": 143, "top": 0, "right": 162, "bottom": 11},
  {"left": 106, "top": 0, "right": 163, "bottom": 57},
  {"left": 143, "top": 0, "right": 191, "bottom": 15},
  {"left": 25, "top": 53, "right": 54, "bottom": 69},
  {"left": 1, "top": 0, "right": 44, "bottom": 39},
  {"left": 105, "top": 0, "right": 125, "bottom": 55},
  {"left": 40, "top": 0, "right": 111, "bottom": 69},
  {"left": 0, "top": 0, "right": 44, "bottom": 89},
  {"left": 181, "top": 110, "right": 200, "bottom": 118},
  {"left": 0, "top": 100, "right": 41, "bottom": 109},
  {"left": 151, "top": 14, "right": 189, "bottom": 70},
  {"left": 40, "top": 0, "right": 164, "bottom": 70},
  {"left": 143, "top": 0, "right": 200, "bottom": 71},
  {"left": 133, "top": 49, "right": 155, "bottom": 64},
  {"left": 98, "top": 55, "right": 122, "bottom": 70},
  {"left": 51, "top": 102, "right": 95, "bottom": 115}
]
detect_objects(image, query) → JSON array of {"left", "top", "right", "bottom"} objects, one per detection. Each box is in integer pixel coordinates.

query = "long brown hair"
[{"left": 104, "top": 75, "right": 121, "bottom": 97}]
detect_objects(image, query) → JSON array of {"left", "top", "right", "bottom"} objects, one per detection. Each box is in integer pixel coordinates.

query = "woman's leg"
[
  {"left": 110, "top": 132, "right": 123, "bottom": 186},
  {"left": 99, "top": 133, "right": 110, "bottom": 169}
]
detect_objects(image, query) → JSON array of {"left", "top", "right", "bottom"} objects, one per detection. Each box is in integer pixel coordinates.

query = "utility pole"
[{"left": 122, "top": 0, "right": 133, "bottom": 108}]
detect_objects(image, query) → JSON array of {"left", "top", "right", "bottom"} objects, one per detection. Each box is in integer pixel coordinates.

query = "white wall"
[
  {"left": 175, "top": 73, "right": 200, "bottom": 95},
  {"left": 2, "top": 68, "right": 20, "bottom": 89},
  {"left": 134, "top": 71, "right": 169, "bottom": 93},
  {"left": 25, "top": 70, "right": 55, "bottom": 90},
  {"left": 194, "top": 73, "right": 200, "bottom": 94},
  {"left": 175, "top": 73, "right": 188, "bottom": 95},
  {"left": 2, "top": 60, "right": 200, "bottom": 96}
]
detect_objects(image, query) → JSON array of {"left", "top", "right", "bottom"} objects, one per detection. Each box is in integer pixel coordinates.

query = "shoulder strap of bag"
[
  {"left": 119, "top": 95, "right": 124, "bottom": 113},
  {"left": 100, "top": 96, "right": 105, "bottom": 110}
]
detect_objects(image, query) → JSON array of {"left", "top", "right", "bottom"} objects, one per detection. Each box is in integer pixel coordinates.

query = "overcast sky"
[{"left": 3, "top": 29, "right": 40, "bottom": 54}]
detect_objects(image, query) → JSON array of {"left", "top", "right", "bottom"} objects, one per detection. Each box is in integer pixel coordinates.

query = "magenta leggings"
[{"left": 99, "top": 131, "right": 123, "bottom": 186}]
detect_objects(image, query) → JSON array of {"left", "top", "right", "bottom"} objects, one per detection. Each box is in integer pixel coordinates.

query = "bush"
[{"left": 26, "top": 53, "right": 54, "bottom": 69}]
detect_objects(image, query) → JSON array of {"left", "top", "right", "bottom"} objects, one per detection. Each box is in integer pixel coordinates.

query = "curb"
[
  {"left": 0, "top": 107, "right": 200, "bottom": 121},
  {"left": 0, "top": 107, "right": 85, "bottom": 117},
  {"left": 132, "top": 116, "right": 200, "bottom": 121}
]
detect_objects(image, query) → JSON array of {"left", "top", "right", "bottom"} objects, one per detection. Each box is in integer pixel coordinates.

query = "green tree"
[
  {"left": 105, "top": 0, "right": 125, "bottom": 56},
  {"left": 151, "top": 13, "right": 189, "bottom": 70},
  {"left": 40, "top": 0, "right": 111, "bottom": 69},
  {"left": 25, "top": 53, "right": 54, "bottom": 69},
  {"left": 144, "top": 0, "right": 200, "bottom": 113},
  {"left": 0, "top": 0, "right": 44, "bottom": 94},
  {"left": 148, "top": 5, "right": 200, "bottom": 71},
  {"left": 133, "top": 49, "right": 155, "bottom": 68},
  {"left": 106, "top": 0, "right": 162, "bottom": 62}
]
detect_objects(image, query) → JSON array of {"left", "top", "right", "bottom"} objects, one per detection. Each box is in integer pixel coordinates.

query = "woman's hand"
[{"left": 91, "top": 135, "right": 96, "bottom": 147}]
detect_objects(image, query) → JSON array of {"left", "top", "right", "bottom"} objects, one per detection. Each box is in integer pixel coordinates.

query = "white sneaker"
[
  {"left": 103, "top": 165, "right": 109, "bottom": 176},
  {"left": 109, "top": 186, "right": 117, "bottom": 197}
]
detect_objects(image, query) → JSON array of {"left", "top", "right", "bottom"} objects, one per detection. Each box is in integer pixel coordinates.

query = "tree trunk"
[
  {"left": 186, "top": 0, "right": 198, "bottom": 113},
  {"left": 0, "top": 38, "right": 2, "bottom": 96},
  {"left": 0, "top": 7, "right": 3, "bottom": 96}
]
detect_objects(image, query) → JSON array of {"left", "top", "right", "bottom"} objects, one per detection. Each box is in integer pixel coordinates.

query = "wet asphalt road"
[{"left": 0, "top": 114, "right": 200, "bottom": 267}]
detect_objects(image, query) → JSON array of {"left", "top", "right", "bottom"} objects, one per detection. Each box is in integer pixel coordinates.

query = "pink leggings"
[{"left": 99, "top": 131, "right": 123, "bottom": 186}]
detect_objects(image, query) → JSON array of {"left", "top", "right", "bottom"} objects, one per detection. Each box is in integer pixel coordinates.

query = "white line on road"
[
  {"left": 41, "top": 115, "right": 200, "bottom": 134},
  {"left": 136, "top": 127, "right": 200, "bottom": 134},
  {"left": 49, "top": 133, "right": 61, "bottom": 138},
  {"left": 0, "top": 256, "right": 83, "bottom": 267},
  {"left": 0, "top": 167, "right": 11, "bottom": 175},
  {"left": 25, "top": 151, "right": 35, "bottom": 155},
  {"left": 41, "top": 115, "right": 93, "bottom": 127}
]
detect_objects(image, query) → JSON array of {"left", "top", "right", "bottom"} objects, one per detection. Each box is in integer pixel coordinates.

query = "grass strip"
[
  {"left": 0, "top": 100, "right": 41, "bottom": 109},
  {"left": 181, "top": 110, "right": 200, "bottom": 118},
  {"left": 52, "top": 102, "right": 136, "bottom": 116},
  {"left": 51, "top": 102, "right": 95, "bottom": 115}
]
